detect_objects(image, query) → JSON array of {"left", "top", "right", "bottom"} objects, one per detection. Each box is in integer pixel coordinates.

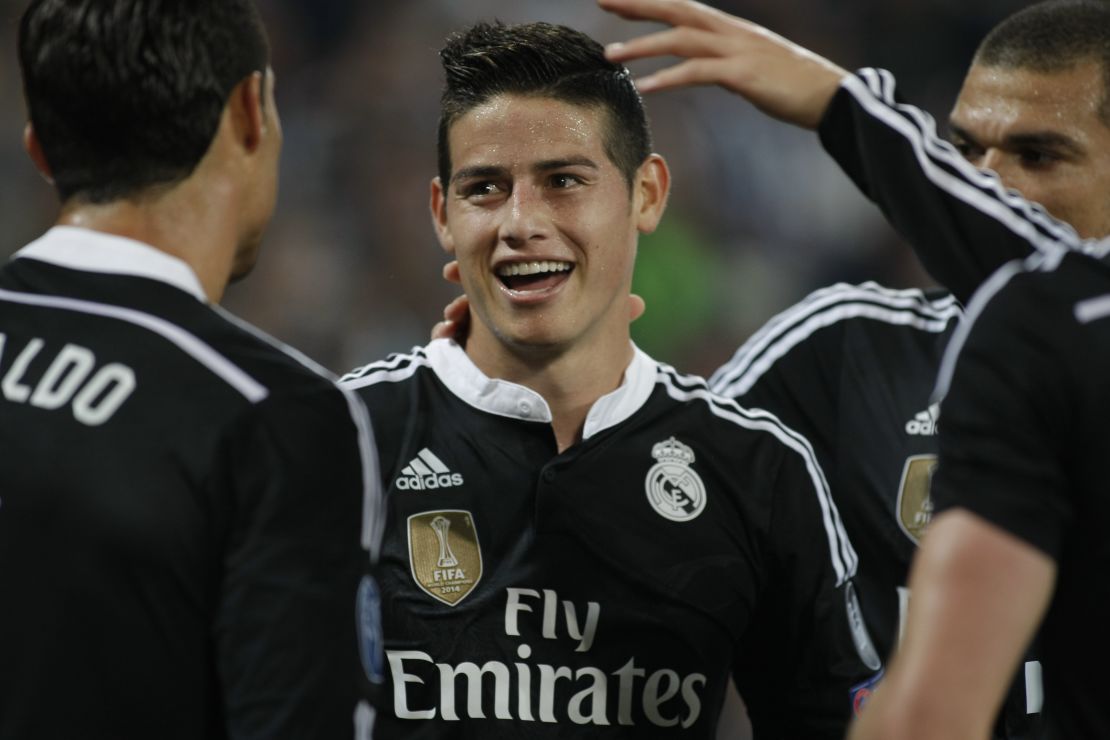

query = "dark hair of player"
[
  {"left": 436, "top": 21, "right": 652, "bottom": 189},
  {"left": 18, "top": 0, "right": 270, "bottom": 204},
  {"left": 974, "top": 0, "right": 1110, "bottom": 121}
]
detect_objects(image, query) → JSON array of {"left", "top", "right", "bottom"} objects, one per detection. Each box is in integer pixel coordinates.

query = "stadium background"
[{"left": 0, "top": 0, "right": 1035, "bottom": 377}]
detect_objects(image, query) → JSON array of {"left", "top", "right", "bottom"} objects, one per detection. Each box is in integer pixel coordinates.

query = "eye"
[
  {"left": 460, "top": 181, "right": 505, "bottom": 200},
  {"left": 549, "top": 173, "right": 584, "bottom": 189},
  {"left": 1017, "top": 149, "right": 1059, "bottom": 169},
  {"left": 950, "top": 138, "right": 983, "bottom": 162}
]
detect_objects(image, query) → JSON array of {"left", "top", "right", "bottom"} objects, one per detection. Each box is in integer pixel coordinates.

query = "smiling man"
[{"left": 341, "top": 21, "right": 874, "bottom": 739}]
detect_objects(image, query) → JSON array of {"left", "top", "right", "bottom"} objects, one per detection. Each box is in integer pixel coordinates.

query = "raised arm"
[{"left": 599, "top": 0, "right": 1088, "bottom": 304}]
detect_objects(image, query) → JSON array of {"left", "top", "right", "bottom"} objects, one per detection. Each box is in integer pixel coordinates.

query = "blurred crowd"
[{"left": 0, "top": 0, "right": 1034, "bottom": 377}]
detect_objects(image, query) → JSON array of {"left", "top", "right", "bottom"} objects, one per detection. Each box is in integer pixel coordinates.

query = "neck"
[
  {"left": 466, "top": 321, "right": 634, "bottom": 453},
  {"left": 56, "top": 177, "right": 241, "bottom": 303}
]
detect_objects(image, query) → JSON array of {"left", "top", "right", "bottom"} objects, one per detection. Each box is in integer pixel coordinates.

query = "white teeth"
[{"left": 496, "top": 261, "right": 573, "bottom": 277}]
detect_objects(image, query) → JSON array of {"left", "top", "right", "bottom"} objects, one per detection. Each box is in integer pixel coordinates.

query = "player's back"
[{"left": 0, "top": 227, "right": 370, "bottom": 739}]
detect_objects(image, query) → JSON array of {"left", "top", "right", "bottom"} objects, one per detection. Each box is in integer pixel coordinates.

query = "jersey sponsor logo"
[
  {"left": 395, "top": 448, "right": 465, "bottom": 490},
  {"left": 387, "top": 587, "right": 708, "bottom": 728},
  {"left": 408, "top": 510, "right": 482, "bottom": 606},
  {"left": 904, "top": 403, "right": 940, "bottom": 436},
  {"left": 644, "top": 437, "right": 707, "bottom": 522},
  {"left": 0, "top": 334, "right": 136, "bottom": 426},
  {"left": 896, "top": 454, "right": 937, "bottom": 545}
]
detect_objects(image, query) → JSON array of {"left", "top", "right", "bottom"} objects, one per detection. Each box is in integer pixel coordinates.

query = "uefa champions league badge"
[
  {"left": 644, "top": 437, "right": 707, "bottom": 522},
  {"left": 851, "top": 669, "right": 885, "bottom": 716},
  {"left": 356, "top": 575, "right": 385, "bottom": 683}
]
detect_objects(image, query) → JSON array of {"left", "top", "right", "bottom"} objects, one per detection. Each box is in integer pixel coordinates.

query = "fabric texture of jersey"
[
  {"left": 342, "top": 339, "right": 871, "bottom": 739},
  {"left": 933, "top": 247, "right": 1110, "bottom": 739},
  {"left": 0, "top": 227, "right": 382, "bottom": 740}
]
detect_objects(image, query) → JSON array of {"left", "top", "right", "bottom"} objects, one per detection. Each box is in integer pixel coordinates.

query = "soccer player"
[
  {"left": 599, "top": 0, "right": 1110, "bottom": 736},
  {"left": 599, "top": 0, "right": 1110, "bottom": 735},
  {"left": 341, "top": 20, "right": 873, "bottom": 739},
  {"left": 0, "top": 2, "right": 381, "bottom": 738}
]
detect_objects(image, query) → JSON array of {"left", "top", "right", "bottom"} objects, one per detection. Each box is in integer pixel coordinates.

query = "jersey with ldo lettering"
[
  {"left": 0, "top": 227, "right": 381, "bottom": 740},
  {"left": 343, "top": 339, "right": 873, "bottom": 739}
]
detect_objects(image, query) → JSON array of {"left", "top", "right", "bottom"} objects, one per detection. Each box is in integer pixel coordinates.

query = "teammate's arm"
[
  {"left": 214, "top": 386, "right": 379, "bottom": 739},
  {"left": 850, "top": 510, "right": 1054, "bottom": 740},
  {"left": 599, "top": 0, "right": 1088, "bottom": 304}
]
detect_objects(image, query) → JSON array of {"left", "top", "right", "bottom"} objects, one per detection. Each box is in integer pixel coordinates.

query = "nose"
[
  {"left": 978, "top": 149, "right": 1023, "bottom": 192},
  {"left": 498, "top": 183, "right": 551, "bottom": 248}
]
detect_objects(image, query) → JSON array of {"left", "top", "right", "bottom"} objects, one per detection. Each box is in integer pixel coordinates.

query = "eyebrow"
[
  {"left": 949, "top": 122, "right": 1084, "bottom": 156},
  {"left": 450, "top": 156, "right": 601, "bottom": 184}
]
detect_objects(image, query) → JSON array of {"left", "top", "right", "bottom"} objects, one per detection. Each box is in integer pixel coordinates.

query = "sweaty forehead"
[
  {"left": 952, "top": 61, "right": 1106, "bottom": 134},
  {"left": 447, "top": 94, "right": 610, "bottom": 169}
]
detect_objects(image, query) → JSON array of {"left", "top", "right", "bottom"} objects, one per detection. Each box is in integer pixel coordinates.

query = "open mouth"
[{"left": 495, "top": 260, "right": 574, "bottom": 292}]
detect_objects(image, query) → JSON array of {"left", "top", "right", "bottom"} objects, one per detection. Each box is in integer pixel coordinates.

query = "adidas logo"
[
  {"left": 905, "top": 403, "right": 940, "bottom": 436},
  {"left": 395, "top": 448, "right": 464, "bottom": 490}
]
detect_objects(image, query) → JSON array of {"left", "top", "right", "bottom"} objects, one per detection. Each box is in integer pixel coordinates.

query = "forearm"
[
  {"left": 850, "top": 509, "right": 1054, "bottom": 740},
  {"left": 819, "top": 71, "right": 1078, "bottom": 304}
]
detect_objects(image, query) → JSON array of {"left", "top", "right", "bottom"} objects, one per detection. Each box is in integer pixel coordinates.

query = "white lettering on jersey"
[
  {"left": 388, "top": 587, "right": 707, "bottom": 728},
  {"left": 505, "top": 587, "right": 599, "bottom": 653},
  {"left": 0, "top": 334, "right": 136, "bottom": 426}
]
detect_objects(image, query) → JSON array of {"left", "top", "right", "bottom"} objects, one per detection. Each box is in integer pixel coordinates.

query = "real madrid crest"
[
  {"left": 895, "top": 454, "right": 937, "bottom": 545},
  {"left": 408, "top": 509, "right": 483, "bottom": 606},
  {"left": 645, "top": 437, "right": 707, "bottom": 522}
]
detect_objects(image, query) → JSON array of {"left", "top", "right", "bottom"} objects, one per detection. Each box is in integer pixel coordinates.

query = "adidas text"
[{"left": 397, "top": 473, "right": 464, "bottom": 491}]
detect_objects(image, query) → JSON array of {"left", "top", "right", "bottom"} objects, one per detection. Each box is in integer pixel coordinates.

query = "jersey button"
[
  {"left": 518, "top": 400, "right": 532, "bottom": 416},
  {"left": 542, "top": 468, "right": 556, "bottom": 483}
]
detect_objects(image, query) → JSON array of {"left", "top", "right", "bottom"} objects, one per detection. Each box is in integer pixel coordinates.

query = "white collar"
[
  {"left": 425, "top": 338, "right": 658, "bottom": 440},
  {"left": 14, "top": 226, "right": 208, "bottom": 302}
]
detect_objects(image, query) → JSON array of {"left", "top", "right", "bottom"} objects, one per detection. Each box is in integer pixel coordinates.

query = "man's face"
[
  {"left": 431, "top": 94, "right": 666, "bottom": 354},
  {"left": 949, "top": 59, "right": 1110, "bottom": 239}
]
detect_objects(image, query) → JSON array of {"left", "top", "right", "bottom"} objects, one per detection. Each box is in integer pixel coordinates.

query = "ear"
[
  {"left": 633, "top": 154, "right": 670, "bottom": 234},
  {"left": 23, "top": 122, "right": 54, "bottom": 185},
  {"left": 227, "top": 71, "right": 267, "bottom": 154},
  {"left": 430, "top": 176, "right": 455, "bottom": 255}
]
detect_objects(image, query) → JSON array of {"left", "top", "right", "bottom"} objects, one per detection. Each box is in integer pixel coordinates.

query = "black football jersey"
[
  {"left": 0, "top": 227, "right": 382, "bottom": 740},
  {"left": 931, "top": 216, "right": 1110, "bottom": 740},
  {"left": 711, "top": 282, "right": 959, "bottom": 662},
  {"left": 343, "top": 339, "right": 873, "bottom": 739}
]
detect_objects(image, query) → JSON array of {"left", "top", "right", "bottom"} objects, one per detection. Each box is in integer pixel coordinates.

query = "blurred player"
[
  {"left": 600, "top": 0, "right": 1110, "bottom": 736},
  {"left": 0, "top": 1, "right": 381, "bottom": 738},
  {"left": 342, "top": 20, "right": 873, "bottom": 739}
]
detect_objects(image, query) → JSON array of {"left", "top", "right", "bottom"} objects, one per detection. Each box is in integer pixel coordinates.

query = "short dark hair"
[
  {"left": 19, "top": 0, "right": 270, "bottom": 203},
  {"left": 975, "top": 0, "right": 1110, "bottom": 120},
  {"left": 436, "top": 21, "right": 652, "bottom": 189}
]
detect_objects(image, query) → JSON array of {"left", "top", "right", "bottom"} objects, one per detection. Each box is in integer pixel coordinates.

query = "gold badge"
[
  {"left": 896, "top": 455, "right": 937, "bottom": 545},
  {"left": 408, "top": 510, "right": 482, "bottom": 606}
]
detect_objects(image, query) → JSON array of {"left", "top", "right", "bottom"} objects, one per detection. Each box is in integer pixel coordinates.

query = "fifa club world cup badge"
[
  {"left": 408, "top": 510, "right": 483, "bottom": 606},
  {"left": 645, "top": 437, "right": 707, "bottom": 522},
  {"left": 896, "top": 454, "right": 937, "bottom": 545}
]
